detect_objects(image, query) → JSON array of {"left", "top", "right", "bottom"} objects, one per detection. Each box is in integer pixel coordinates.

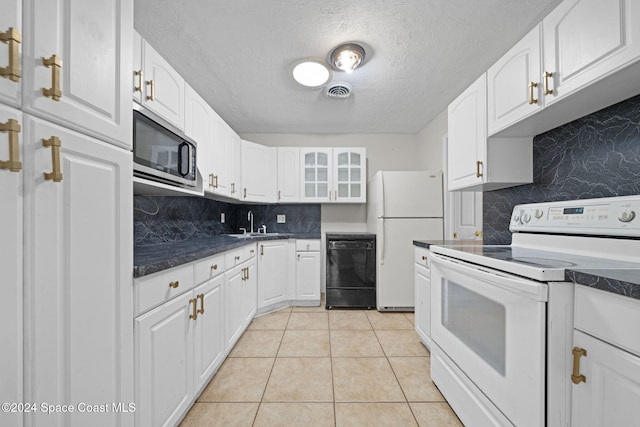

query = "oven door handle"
[{"left": 430, "top": 253, "right": 548, "bottom": 301}]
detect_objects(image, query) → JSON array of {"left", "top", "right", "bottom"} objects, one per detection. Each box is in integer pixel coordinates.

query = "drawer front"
[
  {"left": 225, "top": 243, "right": 255, "bottom": 267},
  {"left": 414, "top": 247, "right": 430, "bottom": 268},
  {"left": 194, "top": 253, "right": 225, "bottom": 285},
  {"left": 135, "top": 264, "right": 194, "bottom": 316},
  {"left": 243, "top": 243, "right": 257, "bottom": 260},
  {"left": 575, "top": 285, "right": 640, "bottom": 357},
  {"left": 296, "top": 239, "right": 321, "bottom": 252}
]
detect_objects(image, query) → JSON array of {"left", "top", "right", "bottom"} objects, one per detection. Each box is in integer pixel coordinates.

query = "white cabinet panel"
[
  {"left": 300, "top": 147, "right": 332, "bottom": 202},
  {"left": 0, "top": 0, "right": 22, "bottom": 107},
  {"left": 257, "top": 240, "right": 290, "bottom": 309},
  {"left": 23, "top": 0, "right": 133, "bottom": 149},
  {"left": 296, "top": 250, "right": 321, "bottom": 301},
  {"left": 0, "top": 104, "right": 22, "bottom": 427},
  {"left": 208, "top": 114, "right": 231, "bottom": 197},
  {"left": 229, "top": 130, "right": 241, "bottom": 199},
  {"left": 132, "top": 29, "right": 142, "bottom": 104},
  {"left": 277, "top": 147, "right": 299, "bottom": 202},
  {"left": 224, "top": 263, "right": 245, "bottom": 352},
  {"left": 414, "top": 261, "right": 430, "bottom": 347},
  {"left": 241, "top": 139, "right": 276, "bottom": 202},
  {"left": 193, "top": 275, "right": 224, "bottom": 394},
  {"left": 141, "top": 39, "right": 184, "bottom": 130},
  {"left": 23, "top": 115, "right": 133, "bottom": 427},
  {"left": 333, "top": 148, "right": 366, "bottom": 203}
]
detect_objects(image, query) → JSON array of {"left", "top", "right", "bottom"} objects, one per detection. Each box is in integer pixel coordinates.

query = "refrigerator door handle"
[
  {"left": 380, "top": 171, "right": 385, "bottom": 218},
  {"left": 380, "top": 218, "right": 385, "bottom": 265}
]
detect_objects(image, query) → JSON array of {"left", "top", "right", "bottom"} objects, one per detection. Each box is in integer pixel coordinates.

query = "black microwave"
[{"left": 133, "top": 108, "right": 197, "bottom": 188}]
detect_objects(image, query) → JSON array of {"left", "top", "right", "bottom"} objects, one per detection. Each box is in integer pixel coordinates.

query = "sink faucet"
[
  {"left": 248, "top": 210, "right": 254, "bottom": 233},
  {"left": 258, "top": 224, "right": 267, "bottom": 233}
]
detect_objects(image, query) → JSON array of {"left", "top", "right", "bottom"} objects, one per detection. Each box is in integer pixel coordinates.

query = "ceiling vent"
[{"left": 325, "top": 82, "right": 352, "bottom": 99}]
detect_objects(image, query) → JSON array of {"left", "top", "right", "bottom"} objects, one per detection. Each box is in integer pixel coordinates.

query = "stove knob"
[
  {"left": 534, "top": 208, "right": 544, "bottom": 219},
  {"left": 522, "top": 213, "right": 531, "bottom": 224},
  {"left": 618, "top": 210, "right": 636, "bottom": 223}
]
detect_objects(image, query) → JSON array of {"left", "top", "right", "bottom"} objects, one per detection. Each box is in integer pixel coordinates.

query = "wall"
[
  {"left": 483, "top": 94, "right": 640, "bottom": 244},
  {"left": 415, "top": 109, "right": 448, "bottom": 171},
  {"left": 241, "top": 133, "right": 422, "bottom": 232}
]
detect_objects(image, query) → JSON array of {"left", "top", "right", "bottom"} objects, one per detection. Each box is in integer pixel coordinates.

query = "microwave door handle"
[{"left": 177, "top": 142, "right": 190, "bottom": 177}]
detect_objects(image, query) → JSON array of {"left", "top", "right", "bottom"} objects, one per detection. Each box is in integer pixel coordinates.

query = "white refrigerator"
[{"left": 367, "top": 171, "right": 443, "bottom": 310}]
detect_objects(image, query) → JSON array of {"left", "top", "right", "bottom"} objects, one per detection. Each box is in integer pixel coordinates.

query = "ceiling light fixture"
[
  {"left": 290, "top": 58, "right": 333, "bottom": 88},
  {"left": 330, "top": 43, "right": 366, "bottom": 73}
]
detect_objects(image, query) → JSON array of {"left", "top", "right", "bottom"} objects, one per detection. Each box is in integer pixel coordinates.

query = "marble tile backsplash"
[
  {"left": 483, "top": 94, "right": 640, "bottom": 244},
  {"left": 134, "top": 196, "right": 321, "bottom": 245}
]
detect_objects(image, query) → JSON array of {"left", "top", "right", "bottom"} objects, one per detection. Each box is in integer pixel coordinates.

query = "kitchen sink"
[{"left": 227, "top": 232, "right": 290, "bottom": 238}]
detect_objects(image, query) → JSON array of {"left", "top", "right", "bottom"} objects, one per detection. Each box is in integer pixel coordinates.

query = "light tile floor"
[{"left": 180, "top": 304, "right": 463, "bottom": 427}]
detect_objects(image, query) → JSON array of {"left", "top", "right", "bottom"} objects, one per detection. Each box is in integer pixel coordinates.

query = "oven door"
[{"left": 430, "top": 253, "right": 547, "bottom": 427}]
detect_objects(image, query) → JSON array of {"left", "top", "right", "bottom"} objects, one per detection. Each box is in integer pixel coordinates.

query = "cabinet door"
[
  {"left": 296, "top": 251, "right": 321, "bottom": 301},
  {"left": 193, "top": 275, "right": 224, "bottom": 394},
  {"left": 257, "top": 241, "right": 290, "bottom": 309},
  {"left": 23, "top": 0, "right": 133, "bottom": 149},
  {"left": 209, "top": 114, "right": 231, "bottom": 196},
  {"left": 447, "top": 74, "right": 487, "bottom": 191},
  {"left": 300, "top": 148, "right": 332, "bottom": 202},
  {"left": 487, "top": 25, "right": 542, "bottom": 135},
  {"left": 277, "top": 146, "right": 300, "bottom": 202},
  {"left": 229, "top": 130, "right": 241, "bottom": 199},
  {"left": 0, "top": 0, "right": 22, "bottom": 107},
  {"left": 414, "top": 263, "right": 431, "bottom": 346},
  {"left": 142, "top": 39, "right": 184, "bottom": 130},
  {"left": 23, "top": 115, "right": 133, "bottom": 427},
  {"left": 241, "top": 139, "right": 276, "bottom": 202},
  {"left": 132, "top": 29, "right": 142, "bottom": 104},
  {"left": 225, "top": 265, "right": 245, "bottom": 353},
  {"left": 543, "top": 0, "right": 640, "bottom": 106},
  {"left": 135, "top": 292, "right": 194, "bottom": 427},
  {"left": 0, "top": 104, "right": 22, "bottom": 427},
  {"left": 571, "top": 330, "right": 640, "bottom": 427},
  {"left": 333, "top": 148, "right": 366, "bottom": 203},
  {"left": 185, "top": 83, "right": 214, "bottom": 188},
  {"left": 244, "top": 260, "right": 258, "bottom": 324}
]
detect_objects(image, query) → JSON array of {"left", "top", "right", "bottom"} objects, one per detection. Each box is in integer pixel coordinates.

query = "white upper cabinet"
[
  {"left": 448, "top": 74, "right": 532, "bottom": 192},
  {"left": 0, "top": 0, "right": 22, "bottom": 108},
  {"left": 300, "top": 147, "right": 366, "bottom": 203},
  {"left": 140, "top": 39, "right": 184, "bottom": 130},
  {"left": 184, "top": 83, "right": 215, "bottom": 191},
  {"left": 277, "top": 147, "right": 300, "bottom": 202},
  {"left": 448, "top": 74, "right": 488, "bottom": 191},
  {"left": 23, "top": 0, "right": 133, "bottom": 149},
  {"left": 543, "top": 0, "right": 640, "bottom": 106},
  {"left": 208, "top": 113, "right": 232, "bottom": 197},
  {"left": 229, "top": 130, "right": 242, "bottom": 199},
  {"left": 132, "top": 30, "right": 142, "bottom": 104},
  {"left": 488, "top": 25, "right": 543, "bottom": 135},
  {"left": 241, "top": 139, "right": 277, "bottom": 203},
  {"left": 333, "top": 148, "right": 366, "bottom": 203}
]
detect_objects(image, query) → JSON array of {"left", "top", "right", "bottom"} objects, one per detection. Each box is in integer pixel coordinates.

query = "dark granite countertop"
[
  {"left": 566, "top": 268, "right": 640, "bottom": 300},
  {"left": 134, "top": 233, "right": 321, "bottom": 278},
  {"left": 413, "top": 239, "right": 482, "bottom": 249}
]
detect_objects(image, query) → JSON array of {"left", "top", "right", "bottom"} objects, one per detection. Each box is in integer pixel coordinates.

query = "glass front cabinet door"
[
  {"left": 300, "top": 148, "right": 332, "bottom": 202},
  {"left": 299, "top": 148, "right": 366, "bottom": 203},
  {"left": 333, "top": 148, "right": 366, "bottom": 203}
]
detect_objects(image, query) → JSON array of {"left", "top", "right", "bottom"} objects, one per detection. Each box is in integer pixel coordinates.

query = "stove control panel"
[{"left": 510, "top": 195, "right": 640, "bottom": 237}]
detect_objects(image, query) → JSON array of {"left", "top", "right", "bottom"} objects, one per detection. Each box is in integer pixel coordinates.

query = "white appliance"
[
  {"left": 429, "top": 195, "right": 640, "bottom": 427},
  {"left": 367, "top": 171, "right": 443, "bottom": 310}
]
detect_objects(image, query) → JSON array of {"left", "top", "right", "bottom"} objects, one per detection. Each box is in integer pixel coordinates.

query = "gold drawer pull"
[
  {"left": 42, "top": 136, "right": 62, "bottom": 182},
  {"left": 243, "top": 188, "right": 247, "bottom": 199},
  {"left": 213, "top": 174, "right": 219, "bottom": 188},
  {"left": 42, "top": 55, "right": 62, "bottom": 101},
  {"left": 210, "top": 264, "right": 218, "bottom": 271},
  {"left": 146, "top": 79, "right": 154, "bottom": 101},
  {"left": 528, "top": 81, "right": 538, "bottom": 105},
  {"left": 197, "top": 293, "right": 205, "bottom": 314},
  {"left": 169, "top": 281, "right": 179, "bottom": 289},
  {"left": 544, "top": 71, "right": 553, "bottom": 95},
  {"left": 231, "top": 182, "right": 235, "bottom": 194},
  {"left": 208, "top": 173, "right": 214, "bottom": 188},
  {"left": 189, "top": 298, "right": 197, "bottom": 320},
  {"left": 0, "top": 118, "right": 22, "bottom": 172},
  {"left": 0, "top": 27, "right": 21, "bottom": 82},
  {"left": 260, "top": 245, "right": 264, "bottom": 256},
  {"left": 475, "top": 160, "right": 483, "bottom": 178},
  {"left": 133, "top": 70, "right": 143, "bottom": 93},
  {"left": 421, "top": 255, "right": 427, "bottom": 261},
  {"left": 235, "top": 255, "right": 240, "bottom": 261},
  {"left": 571, "top": 347, "right": 587, "bottom": 384}
]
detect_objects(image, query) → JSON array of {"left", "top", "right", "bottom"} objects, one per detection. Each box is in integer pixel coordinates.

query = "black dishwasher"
[{"left": 326, "top": 234, "right": 376, "bottom": 309}]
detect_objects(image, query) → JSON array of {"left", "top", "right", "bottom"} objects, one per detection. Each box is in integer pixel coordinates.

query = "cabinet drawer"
[
  {"left": 225, "top": 243, "right": 256, "bottom": 268},
  {"left": 575, "top": 285, "right": 640, "bottom": 357},
  {"left": 414, "top": 247, "right": 431, "bottom": 268},
  {"left": 135, "top": 264, "right": 194, "bottom": 316},
  {"left": 194, "top": 253, "right": 225, "bottom": 285},
  {"left": 244, "top": 243, "right": 257, "bottom": 260},
  {"left": 296, "top": 240, "right": 320, "bottom": 252}
]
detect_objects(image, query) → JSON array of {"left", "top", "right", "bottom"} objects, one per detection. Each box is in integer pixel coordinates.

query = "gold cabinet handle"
[
  {"left": 210, "top": 264, "right": 218, "bottom": 272},
  {"left": 146, "top": 80, "right": 154, "bottom": 101},
  {"left": 250, "top": 249, "right": 255, "bottom": 254},
  {"left": 235, "top": 255, "right": 240, "bottom": 261},
  {"left": 260, "top": 245, "right": 264, "bottom": 256},
  {"left": 134, "top": 70, "right": 143, "bottom": 93},
  {"left": 528, "top": 81, "right": 538, "bottom": 105},
  {"left": 42, "top": 136, "right": 62, "bottom": 182},
  {"left": 246, "top": 267, "right": 250, "bottom": 280},
  {"left": 297, "top": 254, "right": 301, "bottom": 260},
  {"left": 214, "top": 175, "right": 219, "bottom": 188},
  {"left": 421, "top": 255, "right": 427, "bottom": 261},
  {"left": 197, "top": 293, "right": 205, "bottom": 314},
  {"left": 475, "top": 231, "right": 483, "bottom": 238},
  {"left": 169, "top": 280, "right": 179, "bottom": 289},
  {"left": 0, "top": 118, "right": 22, "bottom": 172},
  {"left": 189, "top": 298, "right": 198, "bottom": 320},
  {"left": 243, "top": 188, "right": 247, "bottom": 199},
  {"left": 0, "top": 27, "right": 21, "bottom": 82},
  {"left": 278, "top": 190, "right": 282, "bottom": 200},
  {"left": 42, "top": 55, "right": 62, "bottom": 101},
  {"left": 571, "top": 347, "right": 587, "bottom": 384},
  {"left": 453, "top": 232, "right": 458, "bottom": 239},
  {"left": 544, "top": 71, "right": 553, "bottom": 95},
  {"left": 208, "top": 173, "right": 214, "bottom": 188},
  {"left": 475, "top": 160, "right": 483, "bottom": 178},
  {"left": 231, "top": 182, "right": 235, "bottom": 194}
]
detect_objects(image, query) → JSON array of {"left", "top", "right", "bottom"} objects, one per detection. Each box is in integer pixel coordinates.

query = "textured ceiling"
[{"left": 134, "top": 0, "right": 562, "bottom": 134}]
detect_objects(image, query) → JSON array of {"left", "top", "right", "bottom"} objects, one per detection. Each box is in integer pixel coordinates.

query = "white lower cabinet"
[
  {"left": 193, "top": 275, "right": 224, "bottom": 395},
  {"left": 414, "top": 247, "right": 431, "bottom": 348},
  {"left": 295, "top": 240, "right": 321, "bottom": 303},
  {"left": 257, "top": 240, "right": 291, "bottom": 309},
  {"left": 224, "top": 245, "right": 257, "bottom": 353},
  {"left": 23, "top": 114, "right": 133, "bottom": 427}
]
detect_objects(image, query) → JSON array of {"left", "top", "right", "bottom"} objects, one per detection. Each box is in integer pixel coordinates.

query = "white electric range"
[{"left": 428, "top": 195, "right": 640, "bottom": 427}]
